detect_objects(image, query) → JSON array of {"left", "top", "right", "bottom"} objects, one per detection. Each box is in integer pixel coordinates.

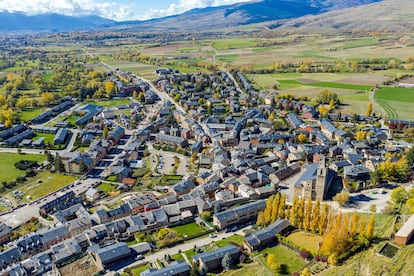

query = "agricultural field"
[
  {"left": 0, "top": 153, "right": 46, "bottom": 183},
  {"left": 375, "top": 87, "right": 414, "bottom": 120},
  {"left": 7, "top": 172, "right": 78, "bottom": 202}
]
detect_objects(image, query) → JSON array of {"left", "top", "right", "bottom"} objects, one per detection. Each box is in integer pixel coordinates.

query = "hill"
[
  {"left": 0, "top": 12, "right": 115, "bottom": 33},
  {"left": 120, "top": 0, "right": 381, "bottom": 31},
  {"left": 279, "top": 0, "right": 414, "bottom": 32}
]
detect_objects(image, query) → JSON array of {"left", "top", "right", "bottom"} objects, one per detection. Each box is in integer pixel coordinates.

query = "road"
[{"left": 117, "top": 229, "right": 247, "bottom": 273}]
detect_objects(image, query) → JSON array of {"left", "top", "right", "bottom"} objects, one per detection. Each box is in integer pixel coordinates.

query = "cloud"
[
  {"left": 0, "top": 0, "right": 251, "bottom": 21},
  {"left": 139, "top": 0, "right": 252, "bottom": 20}
]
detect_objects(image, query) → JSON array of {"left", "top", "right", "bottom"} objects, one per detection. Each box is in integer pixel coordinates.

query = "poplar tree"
[
  {"left": 290, "top": 196, "right": 299, "bottom": 227},
  {"left": 271, "top": 193, "right": 281, "bottom": 223},
  {"left": 297, "top": 197, "right": 305, "bottom": 229},
  {"left": 263, "top": 195, "right": 274, "bottom": 226},
  {"left": 304, "top": 198, "right": 312, "bottom": 230},
  {"left": 349, "top": 212, "right": 359, "bottom": 237},
  {"left": 310, "top": 200, "right": 320, "bottom": 233},
  {"left": 278, "top": 193, "right": 286, "bottom": 219},
  {"left": 318, "top": 203, "right": 329, "bottom": 234},
  {"left": 365, "top": 215, "right": 375, "bottom": 240}
]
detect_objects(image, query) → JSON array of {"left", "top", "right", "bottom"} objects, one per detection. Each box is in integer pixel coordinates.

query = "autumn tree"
[
  {"left": 278, "top": 193, "right": 286, "bottom": 219},
  {"left": 365, "top": 215, "right": 375, "bottom": 240},
  {"left": 266, "top": 254, "right": 279, "bottom": 271},
  {"left": 310, "top": 200, "right": 320, "bottom": 233},
  {"left": 316, "top": 89, "right": 339, "bottom": 104},
  {"left": 391, "top": 186, "right": 408, "bottom": 205},
  {"left": 4, "top": 119, "right": 12, "bottom": 128},
  {"left": 318, "top": 204, "right": 329, "bottom": 234},
  {"left": 349, "top": 212, "right": 359, "bottom": 237},
  {"left": 271, "top": 193, "right": 280, "bottom": 222},
  {"left": 304, "top": 198, "right": 312, "bottom": 230},
  {"left": 105, "top": 81, "right": 117, "bottom": 98},
  {"left": 256, "top": 211, "right": 266, "bottom": 227},
  {"left": 297, "top": 197, "right": 305, "bottom": 229},
  {"left": 297, "top": 133, "right": 308, "bottom": 144},
  {"left": 333, "top": 191, "right": 350, "bottom": 207},
  {"left": 263, "top": 195, "right": 274, "bottom": 226},
  {"left": 366, "top": 102, "right": 373, "bottom": 116},
  {"left": 290, "top": 196, "right": 299, "bottom": 227}
]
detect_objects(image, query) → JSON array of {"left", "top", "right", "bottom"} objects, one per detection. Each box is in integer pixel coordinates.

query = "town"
[{"left": 0, "top": 64, "right": 414, "bottom": 276}]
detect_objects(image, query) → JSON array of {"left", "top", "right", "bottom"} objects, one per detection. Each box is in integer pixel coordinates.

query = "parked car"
[
  {"left": 135, "top": 255, "right": 145, "bottom": 260},
  {"left": 209, "top": 233, "right": 217, "bottom": 238}
]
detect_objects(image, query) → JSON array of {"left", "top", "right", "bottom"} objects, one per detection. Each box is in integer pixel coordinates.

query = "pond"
[{"left": 378, "top": 242, "right": 400, "bottom": 258}]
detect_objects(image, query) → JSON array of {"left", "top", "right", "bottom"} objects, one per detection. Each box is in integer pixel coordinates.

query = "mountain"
[
  {"left": 119, "top": 0, "right": 381, "bottom": 31},
  {"left": 279, "top": 0, "right": 414, "bottom": 32},
  {"left": 0, "top": 12, "right": 114, "bottom": 33}
]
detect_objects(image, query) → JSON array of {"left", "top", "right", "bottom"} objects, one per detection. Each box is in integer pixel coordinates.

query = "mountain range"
[{"left": 1, "top": 0, "right": 412, "bottom": 33}]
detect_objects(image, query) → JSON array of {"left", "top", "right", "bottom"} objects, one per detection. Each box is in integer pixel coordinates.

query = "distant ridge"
[
  {"left": 279, "top": 0, "right": 414, "bottom": 32},
  {"left": 0, "top": 12, "right": 114, "bottom": 33}
]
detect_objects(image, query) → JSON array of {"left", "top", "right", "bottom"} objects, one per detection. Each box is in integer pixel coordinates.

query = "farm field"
[
  {"left": 7, "top": 172, "right": 78, "bottom": 202},
  {"left": 0, "top": 153, "right": 46, "bottom": 182},
  {"left": 375, "top": 87, "right": 414, "bottom": 120}
]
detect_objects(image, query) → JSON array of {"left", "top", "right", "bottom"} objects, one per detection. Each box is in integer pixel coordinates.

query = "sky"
[{"left": 0, "top": 0, "right": 252, "bottom": 21}]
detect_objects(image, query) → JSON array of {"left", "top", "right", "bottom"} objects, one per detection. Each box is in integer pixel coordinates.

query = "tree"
[
  {"left": 257, "top": 211, "right": 266, "bottom": 227},
  {"left": 222, "top": 253, "right": 233, "bottom": 271},
  {"left": 278, "top": 193, "right": 286, "bottom": 219},
  {"left": 54, "top": 153, "right": 65, "bottom": 173},
  {"left": 4, "top": 119, "right": 12, "bottom": 128},
  {"left": 316, "top": 89, "right": 339, "bottom": 104},
  {"left": 365, "top": 215, "right": 375, "bottom": 240},
  {"left": 105, "top": 81, "right": 117, "bottom": 98},
  {"left": 271, "top": 193, "right": 280, "bottom": 222},
  {"left": 304, "top": 198, "right": 312, "bottom": 230},
  {"left": 200, "top": 211, "right": 212, "bottom": 221},
  {"left": 310, "top": 200, "right": 320, "bottom": 233},
  {"left": 264, "top": 195, "right": 274, "bottom": 225},
  {"left": 157, "top": 228, "right": 180, "bottom": 247},
  {"left": 103, "top": 125, "right": 109, "bottom": 139},
  {"left": 301, "top": 267, "right": 311, "bottom": 276},
  {"left": 266, "top": 254, "right": 279, "bottom": 271},
  {"left": 297, "top": 133, "right": 307, "bottom": 143},
  {"left": 290, "top": 196, "right": 299, "bottom": 227},
  {"left": 366, "top": 102, "right": 373, "bottom": 116},
  {"left": 391, "top": 186, "right": 408, "bottom": 205},
  {"left": 370, "top": 204, "right": 377, "bottom": 213},
  {"left": 349, "top": 212, "right": 359, "bottom": 237},
  {"left": 329, "top": 99, "right": 335, "bottom": 110},
  {"left": 319, "top": 204, "right": 329, "bottom": 234},
  {"left": 333, "top": 191, "right": 349, "bottom": 207},
  {"left": 297, "top": 197, "right": 305, "bottom": 229},
  {"left": 370, "top": 169, "right": 382, "bottom": 186},
  {"left": 355, "top": 131, "right": 367, "bottom": 140},
  {"left": 318, "top": 106, "right": 329, "bottom": 117}
]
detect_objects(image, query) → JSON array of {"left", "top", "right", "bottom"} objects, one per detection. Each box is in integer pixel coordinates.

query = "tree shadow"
[{"left": 278, "top": 264, "right": 289, "bottom": 275}]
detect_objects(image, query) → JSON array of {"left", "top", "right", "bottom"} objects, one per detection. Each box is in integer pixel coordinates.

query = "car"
[
  {"left": 135, "top": 255, "right": 145, "bottom": 260},
  {"left": 209, "top": 233, "right": 217, "bottom": 238}
]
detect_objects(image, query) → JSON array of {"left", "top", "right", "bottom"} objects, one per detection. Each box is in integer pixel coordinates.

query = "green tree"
[
  {"left": 333, "top": 191, "right": 349, "bottom": 207},
  {"left": 103, "top": 125, "right": 109, "bottom": 139},
  {"left": 391, "top": 186, "right": 408, "bottom": 204},
  {"left": 54, "top": 153, "right": 65, "bottom": 173},
  {"left": 79, "top": 160, "right": 88, "bottom": 174}
]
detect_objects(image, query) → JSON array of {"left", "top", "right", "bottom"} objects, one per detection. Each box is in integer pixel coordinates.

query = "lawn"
[
  {"left": 258, "top": 245, "right": 306, "bottom": 276},
  {"left": 226, "top": 259, "right": 273, "bottom": 276},
  {"left": 171, "top": 222, "right": 205, "bottom": 237},
  {"left": 97, "top": 183, "right": 116, "bottom": 193},
  {"left": 215, "top": 234, "right": 244, "bottom": 247},
  {"left": 33, "top": 132, "right": 56, "bottom": 146},
  {"left": 286, "top": 231, "right": 322, "bottom": 255},
  {"left": 84, "top": 99, "right": 131, "bottom": 108},
  {"left": 19, "top": 108, "right": 44, "bottom": 122},
  {"left": 0, "top": 153, "right": 47, "bottom": 183},
  {"left": 9, "top": 172, "right": 78, "bottom": 202},
  {"left": 122, "top": 264, "right": 150, "bottom": 276}
]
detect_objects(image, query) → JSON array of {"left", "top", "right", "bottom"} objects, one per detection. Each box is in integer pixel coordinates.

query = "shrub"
[
  {"left": 14, "top": 160, "right": 39, "bottom": 171},
  {"left": 300, "top": 250, "right": 311, "bottom": 260}
]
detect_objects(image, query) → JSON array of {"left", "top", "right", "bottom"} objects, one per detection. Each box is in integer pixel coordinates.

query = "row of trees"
[{"left": 257, "top": 194, "right": 376, "bottom": 263}]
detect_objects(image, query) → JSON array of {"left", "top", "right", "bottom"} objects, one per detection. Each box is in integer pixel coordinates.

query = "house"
[
  {"left": 213, "top": 200, "right": 266, "bottom": 230},
  {"left": 155, "top": 133, "right": 188, "bottom": 148},
  {"left": 141, "top": 260, "right": 190, "bottom": 276},
  {"left": 91, "top": 242, "right": 131, "bottom": 270},
  {"left": 40, "top": 225, "right": 71, "bottom": 249},
  {"left": 0, "top": 223, "right": 11, "bottom": 244},
  {"left": 294, "top": 160, "right": 336, "bottom": 201},
  {"left": 169, "top": 180, "right": 196, "bottom": 197},
  {"left": 52, "top": 238, "right": 83, "bottom": 267},
  {"left": 394, "top": 214, "right": 414, "bottom": 245},
  {"left": 85, "top": 188, "right": 101, "bottom": 202},
  {"left": 108, "top": 126, "right": 125, "bottom": 145},
  {"left": 0, "top": 247, "right": 22, "bottom": 270},
  {"left": 126, "top": 193, "right": 158, "bottom": 215},
  {"left": 53, "top": 128, "right": 68, "bottom": 145},
  {"left": 192, "top": 245, "right": 240, "bottom": 273},
  {"left": 344, "top": 165, "right": 371, "bottom": 181},
  {"left": 243, "top": 219, "right": 290, "bottom": 252},
  {"left": 53, "top": 204, "right": 92, "bottom": 236}
]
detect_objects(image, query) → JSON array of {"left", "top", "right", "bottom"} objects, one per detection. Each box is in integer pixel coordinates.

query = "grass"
[
  {"left": 258, "top": 245, "right": 306, "bottom": 275},
  {"left": 226, "top": 258, "right": 273, "bottom": 276},
  {"left": 127, "top": 264, "right": 150, "bottom": 276},
  {"left": 33, "top": 132, "right": 56, "bottom": 145},
  {"left": 97, "top": 183, "right": 116, "bottom": 193},
  {"left": 375, "top": 87, "right": 414, "bottom": 120},
  {"left": 10, "top": 172, "right": 78, "bottom": 202},
  {"left": 286, "top": 231, "right": 322, "bottom": 255},
  {"left": 215, "top": 234, "right": 244, "bottom": 247},
  {"left": 84, "top": 99, "right": 131, "bottom": 108},
  {"left": 320, "top": 242, "right": 414, "bottom": 276},
  {"left": 19, "top": 108, "right": 44, "bottom": 122},
  {"left": 171, "top": 253, "right": 185, "bottom": 261},
  {"left": 212, "top": 38, "right": 258, "bottom": 50},
  {"left": 171, "top": 222, "right": 205, "bottom": 237},
  {"left": 0, "top": 153, "right": 47, "bottom": 183}
]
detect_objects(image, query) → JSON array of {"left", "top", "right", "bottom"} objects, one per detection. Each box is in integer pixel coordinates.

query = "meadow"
[
  {"left": 375, "top": 87, "right": 414, "bottom": 120},
  {"left": 0, "top": 153, "right": 46, "bottom": 182}
]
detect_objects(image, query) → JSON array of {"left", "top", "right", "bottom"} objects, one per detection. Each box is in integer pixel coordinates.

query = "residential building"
[
  {"left": 141, "top": 260, "right": 190, "bottom": 276},
  {"left": 192, "top": 245, "right": 240, "bottom": 272},
  {"left": 91, "top": 242, "right": 131, "bottom": 270}
]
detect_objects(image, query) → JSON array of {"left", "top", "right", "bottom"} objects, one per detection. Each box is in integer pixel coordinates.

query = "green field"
[
  {"left": 33, "top": 132, "right": 56, "bottom": 145},
  {"left": 258, "top": 245, "right": 306, "bottom": 275},
  {"left": 286, "top": 231, "right": 322, "bottom": 255},
  {"left": 97, "top": 183, "right": 116, "bottom": 193},
  {"left": 0, "top": 153, "right": 46, "bottom": 182},
  {"left": 212, "top": 38, "right": 258, "bottom": 50},
  {"left": 215, "top": 234, "right": 244, "bottom": 247},
  {"left": 375, "top": 87, "right": 414, "bottom": 120},
  {"left": 171, "top": 222, "right": 206, "bottom": 237},
  {"left": 9, "top": 172, "right": 78, "bottom": 202},
  {"left": 19, "top": 108, "right": 45, "bottom": 122}
]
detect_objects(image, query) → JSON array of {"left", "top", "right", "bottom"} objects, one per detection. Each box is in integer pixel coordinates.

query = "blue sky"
[{"left": 0, "top": 0, "right": 251, "bottom": 21}]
